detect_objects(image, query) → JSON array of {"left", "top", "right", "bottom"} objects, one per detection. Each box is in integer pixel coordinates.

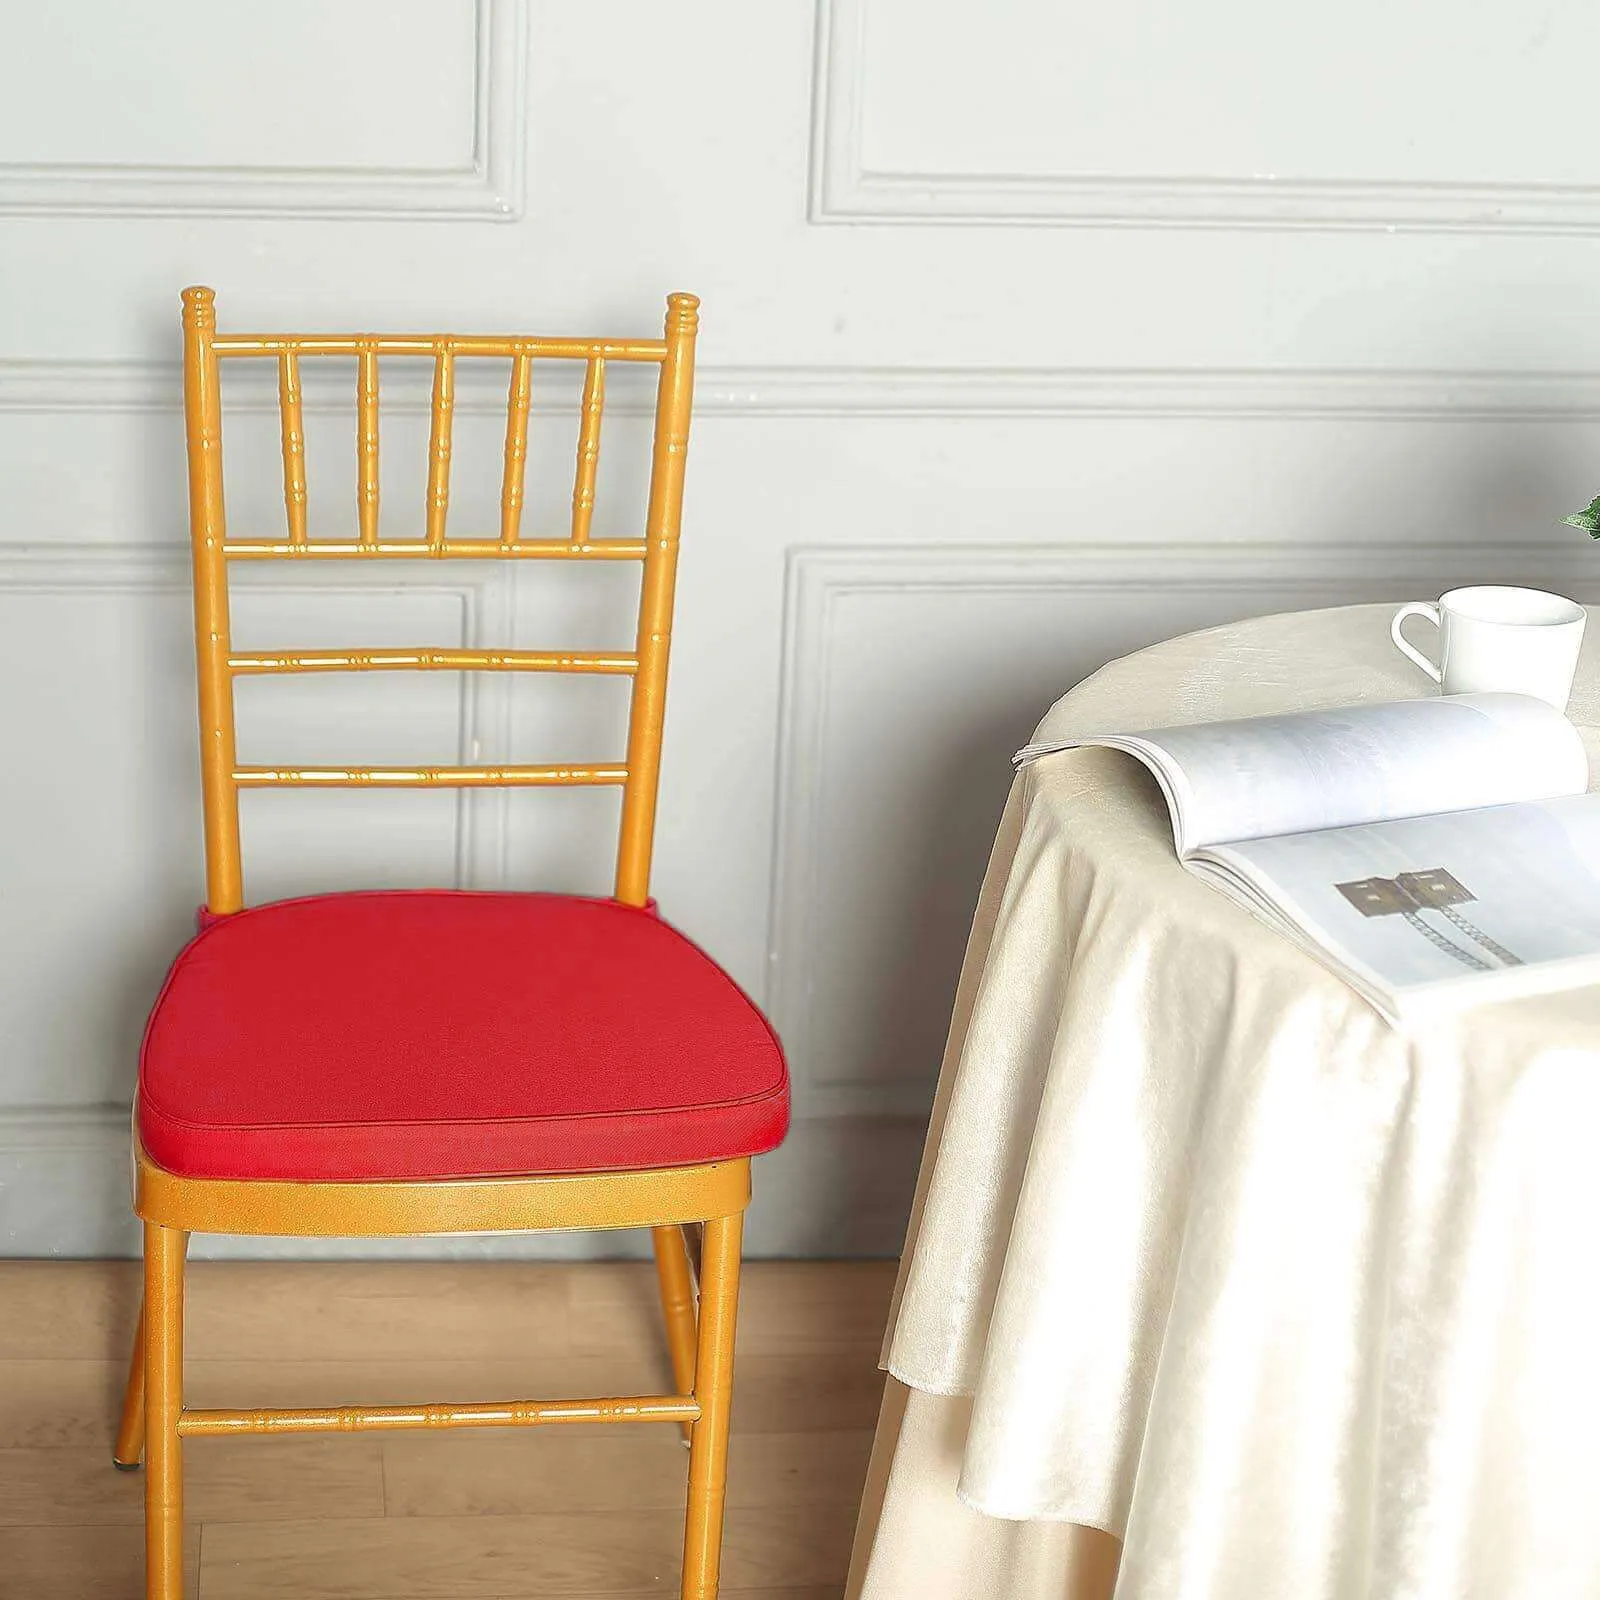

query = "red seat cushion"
[{"left": 138, "top": 891, "right": 789, "bottom": 1182}]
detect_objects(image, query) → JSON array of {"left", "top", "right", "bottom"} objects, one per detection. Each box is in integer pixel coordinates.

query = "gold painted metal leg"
[
  {"left": 653, "top": 1224, "right": 698, "bottom": 1445},
  {"left": 680, "top": 1210, "right": 742, "bottom": 1600},
  {"left": 144, "top": 1222, "right": 188, "bottom": 1600},
  {"left": 113, "top": 1300, "right": 146, "bottom": 1469}
]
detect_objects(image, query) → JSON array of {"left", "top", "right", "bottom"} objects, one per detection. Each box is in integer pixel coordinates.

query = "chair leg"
[
  {"left": 113, "top": 1300, "right": 147, "bottom": 1469},
  {"left": 681, "top": 1210, "right": 743, "bottom": 1600},
  {"left": 653, "top": 1224, "right": 698, "bottom": 1445},
  {"left": 144, "top": 1222, "right": 188, "bottom": 1600},
  {"left": 117, "top": 1233, "right": 189, "bottom": 1470}
]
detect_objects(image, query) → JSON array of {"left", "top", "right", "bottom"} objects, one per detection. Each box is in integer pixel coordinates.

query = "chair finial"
[
  {"left": 666, "top": 293, "right": 699, "bottom": 336},
  {"left": 182, "top": 286, "right": 217, "bottom": 329}
]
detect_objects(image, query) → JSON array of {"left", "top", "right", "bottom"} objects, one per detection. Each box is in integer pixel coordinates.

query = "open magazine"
[{"left": 1015, "top": 694, "right": 1600, "bottom": 1022}]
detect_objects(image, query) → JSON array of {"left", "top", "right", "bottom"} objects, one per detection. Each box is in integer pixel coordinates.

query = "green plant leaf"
[{"left": 1562, "top": 493, "right": 1600, "bottom": 537}]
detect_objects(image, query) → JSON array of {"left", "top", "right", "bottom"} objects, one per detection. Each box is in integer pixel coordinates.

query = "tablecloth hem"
[
  {"left": 883, "top": 1365, "right": 1129, "bottom": 1535},
  {"left": 953, "top": 1480, "right": 1125, "bottom": 1538},
  {"left": 882, "top": 1359, "right": 974, "bottom": 1400}
]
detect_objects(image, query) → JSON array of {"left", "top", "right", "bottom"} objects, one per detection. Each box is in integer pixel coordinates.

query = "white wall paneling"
[
  {"left": 810, "top": 0, "right": 1600, "bottom": 231},
  {"left": 6, "top": 0, "right": 1600, "bottom": 1258},
  {"left": 0, "top": 0, "right": 525, "bottom": 218}
]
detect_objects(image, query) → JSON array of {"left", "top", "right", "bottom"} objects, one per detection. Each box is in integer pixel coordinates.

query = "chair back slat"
[
  {"left": 425, "top": 348, "right": 455, "bottom": 553},
  {"left": 276, "top": 352, "right": 308, "bottom": 547},
  {"left": 500, "top": 352, "right": 533, "bottom": 546},
  {"left": 179, "top": 285, "right": 698, "bottom": 914},
  {"left": 356, "top": 345, "right": 381, "bottom": 547},
  {"left": 570, "top": 356, "right": 605, "bottom": 544}
]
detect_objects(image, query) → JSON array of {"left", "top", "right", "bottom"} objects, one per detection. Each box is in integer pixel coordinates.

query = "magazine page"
[
  {"left": 1016, "top": 693, "right": 1587, "bottom": 856},
  {"left": 1192, "top": 793, "right": 1600, "bottom": 1019}
]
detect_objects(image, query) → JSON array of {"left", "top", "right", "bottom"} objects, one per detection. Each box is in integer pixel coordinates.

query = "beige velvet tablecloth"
[{"left": 845, "top": 605, "right": 1600, "bottom": 1600}]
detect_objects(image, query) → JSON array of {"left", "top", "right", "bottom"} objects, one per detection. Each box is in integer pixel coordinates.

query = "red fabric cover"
[{"left": 139, "top": 890, "right": 789, "bottom": 1181}]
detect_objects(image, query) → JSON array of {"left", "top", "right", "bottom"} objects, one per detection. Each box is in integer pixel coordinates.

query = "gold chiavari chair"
[{"left": 110, "top": 287, "right": 790, "bottom": 1600}]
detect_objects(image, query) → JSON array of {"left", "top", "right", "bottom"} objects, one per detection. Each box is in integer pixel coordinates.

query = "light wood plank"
[
  {"left": 381, "top": 1428, "right": 873, "bottom": 1517},
  {"left": 180, "top": 1262, "right": 573, "bottom": 1362},
  {"left": 0, "top": 1437, "right": 384, "bottom": 1525},
  {"left": 570, "top": 1261, "right": 896, "bottom": 1358},
  {"left": 0, "top": 1359, "right": 126, "bottom": 1447},
  {"left": 200, "top": 1505, "right": 853, "bottom": 1598},
  {"left": 0, "top": 1260, "right": 574, "bottom": 1363},
  {"left": 4, "top": 1523, "right": 199, "bottom": 1598},
  {"left": 717, "top": 1352, "right": 886, "bottom": 1436},
  {"left": 330, "top": 1593, "right": 839, "bottom": 1600},
  {"left": 499, "top": 1592, "right": 841, "bottom": 1600},
  {"left": 0, "top": 1258, "right": 894, "bottom": 1364},
  {"left": 0, "top": 1262, "right": 140, "bottom": 1359},
  {"left": 730, "top": 1261, "right": 897, "bottom": 1355}
]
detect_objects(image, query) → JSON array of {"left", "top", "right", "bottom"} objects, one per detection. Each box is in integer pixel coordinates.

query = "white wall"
[{"left": 3, "top": 0, "right": 1600, "bottom": 1258}]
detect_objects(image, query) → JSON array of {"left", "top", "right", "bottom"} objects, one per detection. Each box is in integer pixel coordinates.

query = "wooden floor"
[{"left": 0, "top": 1258, "right": 895, "bottom": 1600}]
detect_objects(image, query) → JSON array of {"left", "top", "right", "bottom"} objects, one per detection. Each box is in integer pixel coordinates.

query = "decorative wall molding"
[
  {"left": 0, "top": 0, "right": 525, "bottom": 219},
  {"left": 0, "top": 1104, "right": 128, "bottom": 1154},
  {"left": 765, "top": 540, "right": 1600, "bottom": 1093},
  {"left": 0, "top": 544, "right": 514, "bottom": 888},
  {"left": 17, "top": 357, "right": 1600, "bottom": 420},
  {"left": 0, "top": 1105, "right": 588, "bottom": 1258},
  {"left": 700, "top": 367, "right": 1600, "bottom": 419},
  {"left": 809, "top": 0, "right": 1600, "bottom": 233}
]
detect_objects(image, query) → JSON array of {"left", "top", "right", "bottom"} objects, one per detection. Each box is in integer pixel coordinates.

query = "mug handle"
[{"left": 1392, "top": 602, "right": 1443, "bottom": 684}]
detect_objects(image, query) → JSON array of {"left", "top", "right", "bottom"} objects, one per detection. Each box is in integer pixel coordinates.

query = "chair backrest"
[{"left": 179, "top": 284, "right": 699, "bottom": 915}]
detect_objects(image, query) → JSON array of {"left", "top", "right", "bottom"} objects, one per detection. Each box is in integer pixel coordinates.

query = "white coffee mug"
[{"left": 1391, "top": 585, "right": 1587, "bottom": 711}]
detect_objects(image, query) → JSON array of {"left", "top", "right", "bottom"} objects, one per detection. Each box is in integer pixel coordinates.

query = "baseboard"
[{"left": 0, "top": 1106, "right": 918, "bottom": 1260}]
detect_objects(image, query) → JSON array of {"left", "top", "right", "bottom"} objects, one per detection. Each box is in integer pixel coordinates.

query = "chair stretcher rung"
[
  {"left": 177, "top": 1394, "right": 700, "bottom": 1436},
  {"left": 232, "top": 764, "right": 627, "bottom": 788},
  {"left": 228, "top": 648, "right": 638, "bottom": 676},
  {"left": 221, "top": 539, "right": 647, "bottom": 561}
]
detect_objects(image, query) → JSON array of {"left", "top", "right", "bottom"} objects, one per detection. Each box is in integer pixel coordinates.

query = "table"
[{"left": 844, "top": 604, "right": 1600, "bottom": 1600}]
